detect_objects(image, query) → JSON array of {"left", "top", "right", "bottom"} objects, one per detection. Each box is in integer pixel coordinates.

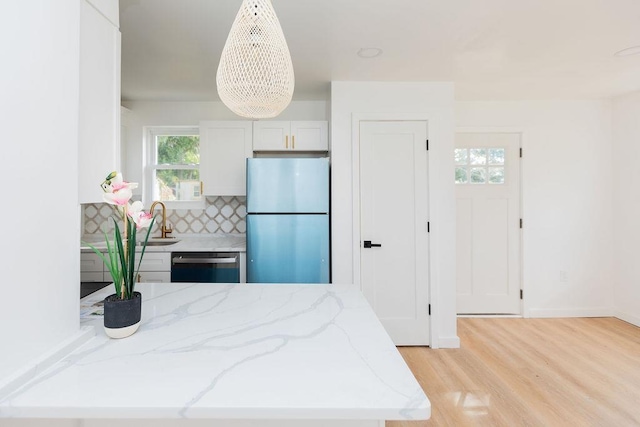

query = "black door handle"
[{"left": 363, "top": 240, "right": 382, "bottom": 248}]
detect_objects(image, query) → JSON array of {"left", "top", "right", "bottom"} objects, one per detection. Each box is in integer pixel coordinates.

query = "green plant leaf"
[
  {"left": 113, "top": 220, "right": 129, "bottom": 299},
  {"left": 134, "top": 217, "right": 156, "bottom": 283},
  {"left": 104, "top": 228, "right": 121, "bottom": 297},
  {"left": 106, "top": 227, "right": 123, "bottom": 298},
  {"left": 127, "top": 219, "right": 136, "bottom": 297}
]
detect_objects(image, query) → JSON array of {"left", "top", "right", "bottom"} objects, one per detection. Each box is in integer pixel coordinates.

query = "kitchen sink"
[{"left": 139, "top": 240, "right": 180, "bottom": 247}]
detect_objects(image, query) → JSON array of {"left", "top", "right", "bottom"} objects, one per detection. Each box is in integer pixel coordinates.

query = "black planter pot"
[{"left": 103, "top": 291, "right": 142, "bottom": 338}]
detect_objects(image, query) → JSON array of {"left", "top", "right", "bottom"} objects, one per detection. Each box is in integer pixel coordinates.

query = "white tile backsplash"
[{"left": 82, "top": 196, "right": 246, "bottom": 236}]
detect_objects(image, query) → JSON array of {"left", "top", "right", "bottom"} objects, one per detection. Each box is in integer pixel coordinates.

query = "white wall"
[
  {"left": 331, "top": 82, "right": 458, "bottom": 348},
  {"left": 0, "top": 2, "right": 81, "bottom": 383},
  {"left": 612, "top": 92, "right": 640, "bottom": 327},
  {"left": 120, "top": 100, "right": 329, "bottom": 191},
  {"left": 456, "top": 101, "right": 614, "bottom": 318}
]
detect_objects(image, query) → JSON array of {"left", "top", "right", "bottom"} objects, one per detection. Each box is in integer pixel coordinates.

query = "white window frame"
[{"left": 143, "top": 126, "right": 204, "bottom": 210}]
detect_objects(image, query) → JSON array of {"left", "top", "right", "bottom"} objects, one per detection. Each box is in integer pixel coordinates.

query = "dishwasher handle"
[{"left": 172, "top": 256, "right": 237, "bottom": 265}]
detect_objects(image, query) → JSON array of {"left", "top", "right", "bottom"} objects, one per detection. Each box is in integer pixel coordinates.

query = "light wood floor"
[{"left": 388, "top": 317, "right": 640, "bottom": 427}]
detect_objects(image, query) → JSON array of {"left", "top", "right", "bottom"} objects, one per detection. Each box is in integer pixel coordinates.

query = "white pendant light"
[{"left": 216, "top": 0, "right": 295, "bottom": 119}]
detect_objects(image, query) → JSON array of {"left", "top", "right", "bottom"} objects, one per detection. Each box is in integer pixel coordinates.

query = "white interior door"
[
  {"left": 360, "top": 121, "right": 430, "bottom": 345},
  {"left": 455, "top": 133, "right": 521, "bottom": 314}
]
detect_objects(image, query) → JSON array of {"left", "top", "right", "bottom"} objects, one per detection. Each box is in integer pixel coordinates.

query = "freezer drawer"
[
  {"left": 247, "top": 214, "right": 329, "bottom": 284},
  {"left": 246, "top": 158, "right": 329, "bottom": 214}
]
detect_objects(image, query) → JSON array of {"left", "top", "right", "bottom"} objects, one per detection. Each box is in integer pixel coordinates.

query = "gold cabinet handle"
[
  {"left": 137, "top": 273, "right": 142, "bottom": 283},
  {"left": 292, "top": 135, "right": 295, "bottom": 149},
  {"left": 285, "top": 135, "right": 289, "bottom": 149},
  {"left": 200, "top": 181, "right": 203, "bottom": 195}
]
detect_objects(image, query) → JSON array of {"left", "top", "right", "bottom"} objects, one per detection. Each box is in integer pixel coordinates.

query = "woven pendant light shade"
[{"left": 216, "top": 0, "right": 295, "bottom": 119}]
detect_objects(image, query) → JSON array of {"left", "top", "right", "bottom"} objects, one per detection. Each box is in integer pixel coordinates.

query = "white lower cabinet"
[
  {"left": 137, "top": 252, "right": 171, "bottom": 272},
  {"left": 136, "top": 252, "right": 171, "bottom": 283},
  {"left": 136, "top": 271, "right": 171, "bottom": 283},
  {"left": 81, "top": 252, "right": 105, "bottom": 282},
  {"left": 81, "top": 251, "right": 172, "bottom": 283},
  {"left": 81, "top": 271, "right": 105, "bottom": 282}
]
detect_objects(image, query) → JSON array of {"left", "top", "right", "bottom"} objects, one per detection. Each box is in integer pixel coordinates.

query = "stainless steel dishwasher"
[{"left": 170, "top": 252, "right": 242, "bottom": 283}]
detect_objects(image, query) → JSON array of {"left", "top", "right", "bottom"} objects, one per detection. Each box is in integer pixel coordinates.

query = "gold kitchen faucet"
[{"left": 150, "top": 201, "right": 173, "bottom": 238}]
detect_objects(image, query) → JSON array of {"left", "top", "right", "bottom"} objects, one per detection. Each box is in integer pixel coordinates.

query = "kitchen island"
[{"left": 0, "top": 283, "right": 429, "bottom": 426}]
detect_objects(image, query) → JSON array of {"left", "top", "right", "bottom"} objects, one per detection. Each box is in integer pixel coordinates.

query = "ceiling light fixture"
[
  {"left": 217, "top": 0, "right": 295, "bottom": 119},
  {"left": 357, "top": 48, "right": 383, "bottom": 59},
  {"left": 614, "top": 45, "right": 640, "bottom": 57}
]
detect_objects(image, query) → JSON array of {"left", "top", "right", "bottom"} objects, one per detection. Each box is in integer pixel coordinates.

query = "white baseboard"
[
  {"left": 0, "top": 326, "right": 95, "bottom": 400},
  {"left": 437, "top": 335, "right": 461, "bottom": 349},
  {"left": 615, "top": 310, "right": 640, "bottom": 327},
  {"left": 458, "top": 314, "right": 522, "bottom": 318},
  {"left": 528, "top": 307, "right": 614, "bottom": 318}
]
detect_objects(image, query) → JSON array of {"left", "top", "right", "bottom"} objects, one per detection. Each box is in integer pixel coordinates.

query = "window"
[
  {"left": 145, "top": 127, "right": 202, "bottom": 208},
  {"left": 455, "top": 147, "right": 505, "bottom": 185}
]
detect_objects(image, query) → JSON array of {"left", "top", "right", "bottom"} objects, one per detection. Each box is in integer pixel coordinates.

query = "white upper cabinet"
[
  {"left": 253, "top": 121, "right": 328, "bottom": 152},
  {"left": 200, "top": 121, "right": 253, "bottom": 196},
  {"left": 290, "top": 121, "right": 329, "bottom": 151},
  {"left": 78, "top": 0, "right": 121, "bottom": 203},
  {"left": 120, "top": 106, "right": 132, "bottom": 175}
]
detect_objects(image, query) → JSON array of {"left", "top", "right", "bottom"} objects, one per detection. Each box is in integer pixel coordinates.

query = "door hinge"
[
  {"left": 426, "top": 139, "right": 429, "bottom": 151},
  {"left": 520, "top": 289, "right": 523, "bottom": 300},
  {"left": 520, "top": 218, "right": 523, "bottom": 229},
  {"left": 520, "top": 147, "right": 523, "bottom": 158},
  {"left": 427, "top": 221, "right": 430, "bottom": 233},
  {"left": 428, "top": 304, "right": 431, "bottom": 315}
]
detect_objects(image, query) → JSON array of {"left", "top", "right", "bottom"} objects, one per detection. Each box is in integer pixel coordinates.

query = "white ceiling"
[{"left": 120, "top": 0, "right": 640, "bottom": 102}]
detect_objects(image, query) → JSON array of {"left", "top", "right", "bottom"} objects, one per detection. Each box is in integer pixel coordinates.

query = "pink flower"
[
  {"left": 102, "top": 173, "right": 138, "bottom": 206},
  {"left": 101, "top": 172, "right": 138, "bottom": 192},
  {"left": 128, "top": 201, "right": 153, "bottom": 230},
  {"left": 103, "top": 188, "right": 133, "bottom": 206}
]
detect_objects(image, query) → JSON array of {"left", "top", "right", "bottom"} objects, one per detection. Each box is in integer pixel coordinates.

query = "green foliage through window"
[
  {"left": 157, "top": 135, "right": 199, "bottom": 164},
  {"left": 154, "top": 135, "right": 201, "bottom": 202}
]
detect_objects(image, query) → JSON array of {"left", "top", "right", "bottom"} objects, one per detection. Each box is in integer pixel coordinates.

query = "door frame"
[
  {"left": 455, "top": 127, "right": 527, "bottom": 317},
  {"left": 352, "top": 112, "right": 440, "bottom": 347}
]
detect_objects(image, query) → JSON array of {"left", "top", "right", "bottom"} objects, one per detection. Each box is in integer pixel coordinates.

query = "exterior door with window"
[{"left": 455, "top": 133, "right": 521, "bottom": 314}]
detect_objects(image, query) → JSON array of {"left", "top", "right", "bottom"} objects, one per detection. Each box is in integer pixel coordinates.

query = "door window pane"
[
  {"left": 455, "top": 167, "right": 468, "bottom": 184},
  {"left": 470, "top": 167, "right": 486, "bottom": 184},
  {"left": 488, "top": 167, "right": 505, "bottom": 184},
  {"left": 454, "top": 149, "right": 468, "bottom": 165},
  {"left": 488, "top": 148, "right": 505, "bottom": 165},
  {"left": 470, "top": 149, "right": 487, "bottom": 165}
]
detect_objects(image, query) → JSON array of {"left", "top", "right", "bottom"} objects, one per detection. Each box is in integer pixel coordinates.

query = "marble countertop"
[
  {"left": 0, "top": 284, "right": 429, "bottom": 421},
  {"left": 81, "top": 233, "right": 246, "bottom": 253}
]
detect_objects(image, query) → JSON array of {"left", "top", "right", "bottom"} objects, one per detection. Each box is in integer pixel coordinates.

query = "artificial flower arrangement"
[{"left": 85, "top": 172, "right": 155, "bottom": 301}]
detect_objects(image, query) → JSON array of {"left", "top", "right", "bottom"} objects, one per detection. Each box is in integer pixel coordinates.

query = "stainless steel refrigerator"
[{"left": 246, "top": 158, "right": 330, "bottom": 283}]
